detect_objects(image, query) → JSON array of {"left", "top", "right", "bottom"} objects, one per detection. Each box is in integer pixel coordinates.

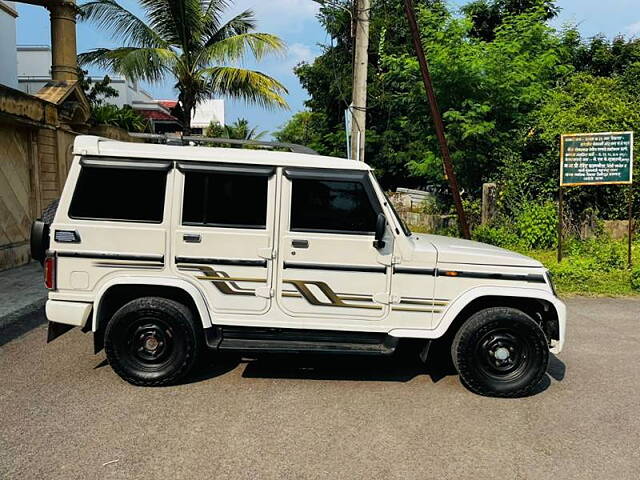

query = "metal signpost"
[{"left": 558, "top": 132, "right": 634, "bottom": 265}]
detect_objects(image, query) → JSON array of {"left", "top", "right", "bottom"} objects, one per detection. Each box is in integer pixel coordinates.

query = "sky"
[{"left": 15, "top": 0, "right": 640, "bottom": 137}]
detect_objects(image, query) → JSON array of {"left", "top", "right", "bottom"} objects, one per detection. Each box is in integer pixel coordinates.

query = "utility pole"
[
  {"left": 350, "top": 0, "right": 370, "bottom": 162},
  {"left": 403, "top": 0, "right": 471, "bottom": 239}
]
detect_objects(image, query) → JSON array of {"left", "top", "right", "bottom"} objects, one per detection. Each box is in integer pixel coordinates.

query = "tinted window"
[
  {"left": 291, "top": 179, "right": 378, "bottom": 233},
  {"left": 182, "top": 172, "right": 268, "bottom": 228},
  {"left": 69, "top": 167, "right": 167, "bottom": 222}
]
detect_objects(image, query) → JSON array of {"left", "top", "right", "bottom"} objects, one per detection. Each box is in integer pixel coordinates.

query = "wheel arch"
[
  {"left": 389, "top": 286, "right": 565, "bottom": 351},
  {"left": 92, "top": 276, "right": 213, "bottom": 334}
]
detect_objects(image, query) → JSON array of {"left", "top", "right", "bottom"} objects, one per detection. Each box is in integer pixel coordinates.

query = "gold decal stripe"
[{"left": 283, "top": 279, "right": 382, "bottom": 310}]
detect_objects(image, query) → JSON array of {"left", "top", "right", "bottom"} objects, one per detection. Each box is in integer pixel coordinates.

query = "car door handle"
[
  {"left": 291, "top": 239, "right": 309, "bottom": 249},
  {"left": 183, "top": 233, "right": 201, "bottom": 243}
]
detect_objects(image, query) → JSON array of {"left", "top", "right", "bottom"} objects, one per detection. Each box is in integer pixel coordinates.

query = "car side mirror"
[{"left": 373, "top": 213, "right": 386, "bottom": 249}]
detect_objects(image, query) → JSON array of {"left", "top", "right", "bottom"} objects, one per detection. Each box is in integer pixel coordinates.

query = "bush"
[
  {"left": 472, "top": 224, "right": 522, "bottom": 249},
  {"left": 631, "top": 267, "right": 640, "bottom": 291},
  {"left": 548, "top": 257, "right": 594, "bottom": 287},
  {"left": 91, "top": 104, "right": 147, "bottom": 132},
  {"left": 515, "top": 201, "right": 558, "bottom": 249}
]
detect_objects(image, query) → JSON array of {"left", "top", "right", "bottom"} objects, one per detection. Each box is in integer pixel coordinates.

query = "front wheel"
[
  {"left": 105, "top": 297, "right": 201, "bottom": 386},
  {"left": 451, "top": 307, "right": 549, "bottom": 397}
]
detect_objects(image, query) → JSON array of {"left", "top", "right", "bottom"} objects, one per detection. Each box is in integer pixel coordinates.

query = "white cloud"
[
  {"left": 625, "top": 21, "right": 640, "bottom": 37},
  {"left": 288, "top": 43, "right": 317, "bottom": 65}
]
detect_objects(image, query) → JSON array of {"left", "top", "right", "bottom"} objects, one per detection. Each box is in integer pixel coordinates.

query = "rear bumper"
[{"left": 45, "top": 300, "right": 93, "bottom": 328}]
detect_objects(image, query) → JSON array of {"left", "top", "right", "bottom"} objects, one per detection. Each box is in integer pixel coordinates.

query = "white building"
[
  {"left": 17, "top": 46, "right": 156, "bottom": 105},
  {"left": 0, "top": 1, "right": 18, "bottom": 89},
  {"left": 192, "top": 99, "right": 225, "bottom": 133},
  {"left": 16, "top": 45, "right": 225, "bottom": 132}
]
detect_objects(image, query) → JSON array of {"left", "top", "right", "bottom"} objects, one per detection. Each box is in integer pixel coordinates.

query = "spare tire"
[
  {"left": 41, "top": 199, "right": 59, "bottom": 224},
  {"left": 30, "top": 199, "right": 59, "bottom": 265},
  {"left": 30, "top": 220, "right": 49, "bottom": 265}
]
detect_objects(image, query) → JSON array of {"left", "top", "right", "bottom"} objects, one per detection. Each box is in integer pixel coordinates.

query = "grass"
[
  {"left": 406, "top": 225, "right": 640, "bottom": 296},
  {"left": 527, "top": 247, "right": 639, "bottom": 297}
]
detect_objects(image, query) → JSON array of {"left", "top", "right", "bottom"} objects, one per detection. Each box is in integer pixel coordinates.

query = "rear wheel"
[
  {"left": 451, "top": 307, "right": 549, "bottom": 397},
  {"left": 105, "top": 297, "right": 201, "bottom": 386}
]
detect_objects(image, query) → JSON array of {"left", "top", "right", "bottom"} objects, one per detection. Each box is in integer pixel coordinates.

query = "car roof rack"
[{"left": 128, "top": 133, "right": 318, "bottom": 155}]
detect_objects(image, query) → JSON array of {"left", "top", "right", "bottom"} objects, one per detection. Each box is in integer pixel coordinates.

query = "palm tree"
[
  {"left": 221, "top": 118, "right": 268, "bottom": 140},
  {"left": 205, "top": 118, "right": 267, "bottom": 148},
  {"left": 78, "top": 0, "right": 289, "bottom": 134}
]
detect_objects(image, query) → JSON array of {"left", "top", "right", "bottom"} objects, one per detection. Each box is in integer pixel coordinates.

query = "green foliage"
[
  {"left": 204, "top": 118, "right": 267, "bottom": 148},
  {"left": 472, "top": 201, "right": 556, "bottom": 249},
  {"left": 204, "top": 121, "right": 225, "bottom": 138},
  {"left": 515, "top": 201, "right": 557, "bottom": 249},
  {"left": 78, "top": 68, "right": 119, "bottom": 107},
  {"left": 273, "top": 111, "right": 329, "bottom": 153},
  {"left": 564, "top": 237, "right": 626, "bottom": 271},
  {"left": 524, "top": 72, "right": 640, "bottom": 219},
  {"left": 472, "top": 224, "right": 522, "bottom": 248},
  {"left": 631, "top": 267, "right": 640, "bottom": 291},
  {"left": 462, "top": 0, "right": 559, "bottom": 41},
  {"left": 79, "top": 0, "right": 287, "bottom": 133},
  {"left": 91, "top": 104, "right": 147, "bottom": 132},
  {"left": 295, "top": 1, "right": 640, "bottom": 228}
]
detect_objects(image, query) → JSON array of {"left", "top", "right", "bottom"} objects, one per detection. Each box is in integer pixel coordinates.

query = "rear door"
[
  {"left": 275, "top": 168, "right": 392, "bottom": 327},
  {"left": 51, "top": 157, "right": 171, "bottom": 294},
  {"left": 172, "top": 162, "right": 277, "bottom": 315}
]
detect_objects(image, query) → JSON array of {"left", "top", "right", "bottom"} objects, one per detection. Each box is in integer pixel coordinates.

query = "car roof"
[{"left": 73, "top": 135, "right": 371, "bottom": 171}]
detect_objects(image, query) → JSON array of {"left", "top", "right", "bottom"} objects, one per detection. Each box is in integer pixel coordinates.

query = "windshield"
[
  {"left": 368, "top": 172, "right": 412, "bottom": 236},
  {"left": 383, "top": 191, "right": 412, "bottom": 236}
]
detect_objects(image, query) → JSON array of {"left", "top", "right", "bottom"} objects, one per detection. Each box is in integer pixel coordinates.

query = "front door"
[
  {"left": 276, "top": 168, "right": 392, "bottom": 327},
  {"left": 172, "top": 162, "right": 277, "bottom": 315}
]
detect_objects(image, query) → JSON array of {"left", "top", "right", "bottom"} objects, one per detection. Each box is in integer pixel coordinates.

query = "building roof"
[
  {"left": 158, "top": 100, "right": 178, "bottom": 109},
  {"left": 73, "top": 135, "right": 369, "bottom": 171},
  {"left": 135, "top": 109, "right": 180, "bottom": 123},
  {"left": 34, "top": 80, "right": 79, "bottom": 104}
]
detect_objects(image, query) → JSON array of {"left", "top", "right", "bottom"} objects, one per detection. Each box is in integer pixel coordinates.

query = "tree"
[
  {"left": 510, "top": 73, "right": 640, "bottom": 219},
  {"left": 461, "top": 0, "right": 558, "bottom": 42},
  {"left": 205, "top": 118, "right": 267, "bottom": 141},
  {"left": 78, "top": 68, "right": 119, "bottom": 107},
  {"left": 273, "top": 111, "right": 328, "bottom": 152},
  {"left": 78, "top": 0, "right": 289, "bottom": 134}
]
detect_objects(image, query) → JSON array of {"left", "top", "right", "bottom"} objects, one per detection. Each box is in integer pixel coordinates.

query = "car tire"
[
  {"left": 105, "top": 297, "right": 201, "bottom": 386},
  {"left": 41, "top": 199, "right": 59, "bottom": 224},
  {"left": 451, "top": 307, "right": 549, "bottom": 397},
  {"left": 30, "top": 199, "right": 60, "bottom": 264}
]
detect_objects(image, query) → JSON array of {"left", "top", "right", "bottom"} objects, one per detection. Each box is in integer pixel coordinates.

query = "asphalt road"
[{"left": 1, "top": 298, "right": 639, "bottom": 479}]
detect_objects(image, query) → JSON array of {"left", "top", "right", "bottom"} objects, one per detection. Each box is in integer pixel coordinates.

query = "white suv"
[{"left": 31, "top": 135, "right": 565, "bottom": 397}]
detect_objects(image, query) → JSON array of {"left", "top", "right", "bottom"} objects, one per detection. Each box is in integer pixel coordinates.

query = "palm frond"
[
  {"left": 79, "top": 47, "right": 176, "bottom": 83},
  {"left": 203, "top": 9, "right": 256, "bottom": 48},
  {"left": 197, "top": 33, "right": 286, "bottom": 66},
  {"left": 201, "top": 0, "right": 233, "bottom": 37},
  {"left": 202, "top": 66, "right": 289, "bottom": 110},
  {"left": 79, "top": 0, "right": 167, "bottom": 48},
  {"left": 142, "top": 0, "right": 205, "bottom": 52}
]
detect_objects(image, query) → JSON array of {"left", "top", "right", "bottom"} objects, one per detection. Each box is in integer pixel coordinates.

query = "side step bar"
[{"left": 205, "top": 326, "right": 399, "bottom": 356}]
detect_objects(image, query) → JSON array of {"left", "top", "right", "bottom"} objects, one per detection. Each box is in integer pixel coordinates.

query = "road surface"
[{"left": 1, "top": 298, "right": 639, "bottom": 479}]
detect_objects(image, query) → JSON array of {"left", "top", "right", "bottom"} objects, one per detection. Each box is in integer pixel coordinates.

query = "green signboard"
[{"left": 560, "top": 132, "right": 634, "bottom": 186}]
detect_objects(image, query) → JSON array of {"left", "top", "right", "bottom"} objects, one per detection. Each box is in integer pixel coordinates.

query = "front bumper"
[{"left": 549, "top": 296, "right": 567, "bottom": 354}]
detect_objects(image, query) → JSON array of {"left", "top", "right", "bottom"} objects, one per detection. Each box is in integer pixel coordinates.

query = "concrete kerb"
[{"left": 0, "top": 262, "right": 47, "bottom": 329}]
